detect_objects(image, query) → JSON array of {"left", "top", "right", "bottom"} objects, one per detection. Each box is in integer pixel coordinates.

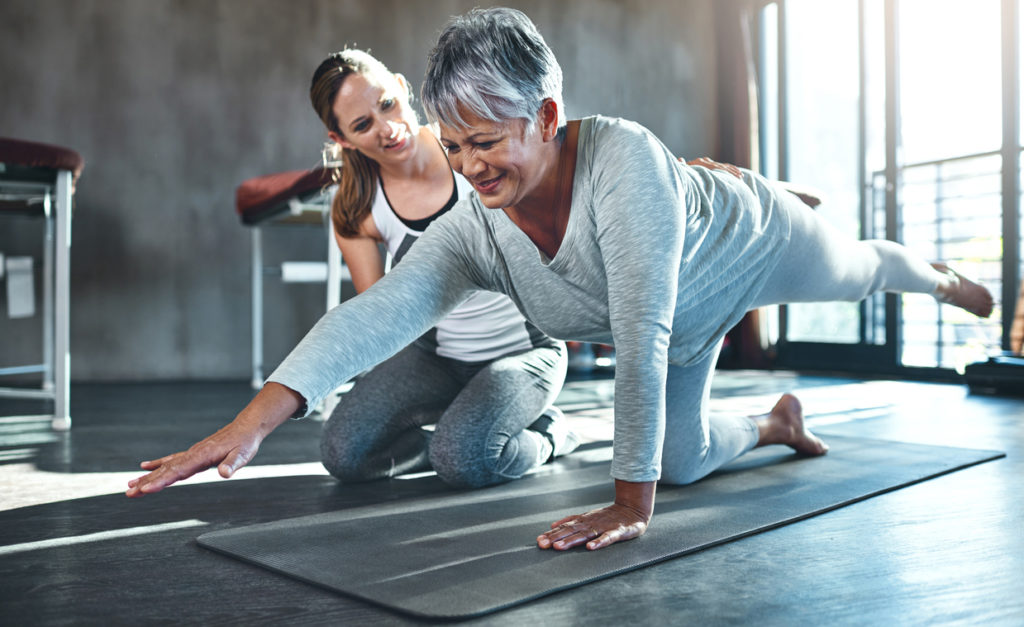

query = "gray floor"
[{"left": 1, "top": 372, "right": 1022, "bottom": 625}]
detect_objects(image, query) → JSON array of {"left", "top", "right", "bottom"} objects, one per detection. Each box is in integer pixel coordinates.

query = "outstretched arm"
[{"left": 126, "top": 382, "right": 303, "bottom": 497}]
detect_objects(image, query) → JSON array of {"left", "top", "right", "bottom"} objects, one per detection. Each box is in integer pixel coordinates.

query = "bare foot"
[
  {"left": 931, "top": 263, "right": 994, "bottom": 318},
  {"left": 752, "top": 393, "right": 829, "bottom": 456}
]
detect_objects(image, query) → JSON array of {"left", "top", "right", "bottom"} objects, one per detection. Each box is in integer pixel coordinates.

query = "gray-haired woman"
[
  {"left": 129, "top": 8, "right": 992, "bottom": 554},
  {"left": 416, "top": 7, "right": 991, "bottom": 551}
]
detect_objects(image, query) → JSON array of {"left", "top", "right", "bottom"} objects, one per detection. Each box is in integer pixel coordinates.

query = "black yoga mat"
[{"left": 197, "top": 436, "right": 1003, "bottom": 619}]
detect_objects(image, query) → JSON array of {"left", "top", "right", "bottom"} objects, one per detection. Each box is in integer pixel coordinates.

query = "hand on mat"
[
  {"left": 126, "top": 382, "right": 302, "bottom": 498},
  {"left": 684, "top": 157, "right": 743, "bottom": 179},
  {"left": 537, "top": 479, "right": 655, "bottom": 551}
]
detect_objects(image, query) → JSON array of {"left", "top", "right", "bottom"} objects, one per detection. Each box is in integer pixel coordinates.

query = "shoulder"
[
  {"left": 423, "top": 195, "right": 484, "bottom": 239},
  {"left": 580, "top": 115, "right": 656, "bottom": 147},
  {"left": 355, "top": 212, "right": 383, "bottom": 240},
  {"left": 578, "top": 115, "right": 667, "bottom": 170},
  {"left": 368, "top": 177, "right": 399, "bottom": 238}
]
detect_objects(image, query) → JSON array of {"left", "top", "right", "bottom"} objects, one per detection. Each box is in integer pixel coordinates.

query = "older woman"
[{"left": 129, "top": 8, "right": 992, "bottom": 553}]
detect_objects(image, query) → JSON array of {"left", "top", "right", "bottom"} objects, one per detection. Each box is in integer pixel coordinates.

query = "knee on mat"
[
  {"left": 429, "top": 446, "right": 481, "bottom": 488},
  {"left": 428, "top": 435, "right": 500, "bottom": 489},
  {"left": 319, "top": 438, "right": 372, "bottom": 482}
]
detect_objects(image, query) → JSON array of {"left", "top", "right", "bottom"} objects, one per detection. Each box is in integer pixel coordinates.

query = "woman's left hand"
[{"left": 537, "top": 479, "right": 656, "bottom": 550}]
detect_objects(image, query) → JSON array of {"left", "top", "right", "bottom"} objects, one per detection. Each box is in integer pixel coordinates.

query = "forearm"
[
  {"left": 269, "top": 250, "right": 474, "bottom": 415},
  {"left": 607, "top": 342, "right": 671, "bottom": 482},
  {"left": 236, "top": 382, "right": 304, "bottom": 437}
]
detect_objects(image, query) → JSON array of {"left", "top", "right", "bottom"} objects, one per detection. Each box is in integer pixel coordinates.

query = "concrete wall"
[{"left": 0, "top": 0, "right": 722, "bottom": 381}]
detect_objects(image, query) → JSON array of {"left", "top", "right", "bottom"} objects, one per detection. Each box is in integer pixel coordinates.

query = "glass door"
[{"left": 758, "top": 0, "right": 1018, "bottom": 374}]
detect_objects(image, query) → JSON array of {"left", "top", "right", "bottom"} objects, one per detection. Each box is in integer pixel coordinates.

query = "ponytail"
[{"left": 330, "top": 147, "right": 379, "bottom": 238}]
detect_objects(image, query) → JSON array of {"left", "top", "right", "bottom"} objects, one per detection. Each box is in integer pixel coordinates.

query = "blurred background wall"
[{"left": 0, "top": 0, "right": 734, "bottom": 381}]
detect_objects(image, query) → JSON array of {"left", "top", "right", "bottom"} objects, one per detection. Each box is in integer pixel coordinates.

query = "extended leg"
[{"left": 752, "top": 188, "right": 992, "bottom": 318}]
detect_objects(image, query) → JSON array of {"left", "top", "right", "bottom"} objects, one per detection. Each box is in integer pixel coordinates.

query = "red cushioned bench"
[
  {"left": 236, "top": 167, "right": 345, "bottom": 389},
  {"left": 0, "top": 137, "right": 84, "bottom": 430},
  {"left": 235, "top": 167, "right": 334, "bottom": 226}
]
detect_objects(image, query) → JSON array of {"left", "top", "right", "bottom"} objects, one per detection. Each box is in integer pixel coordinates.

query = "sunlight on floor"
[
  {"left": 0, "top": 461, "right": 330, "bottom": 513},
  {"left": 0, "top": 378, "right": 960, "bottom": 513}
]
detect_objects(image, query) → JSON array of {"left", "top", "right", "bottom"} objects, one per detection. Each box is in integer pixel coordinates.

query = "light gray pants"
[
  {"left": 320, "top": 341, "right": 567, "bottom": 489},
  {"left": 659, "top": 178, "right": 941, "bottom": 486}
]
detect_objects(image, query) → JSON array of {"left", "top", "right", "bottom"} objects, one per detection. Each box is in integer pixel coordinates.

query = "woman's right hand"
[
  {"left": 125, "top": 382, "right": 303, "bottom": 497},
  {"left": 684, "top": 157, "right": 743, "bottom": 179}
]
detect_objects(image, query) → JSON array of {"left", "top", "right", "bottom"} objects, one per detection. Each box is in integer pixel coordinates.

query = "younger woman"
[{"left": 307, "top": 50, "right": 573, "bottom": 488}]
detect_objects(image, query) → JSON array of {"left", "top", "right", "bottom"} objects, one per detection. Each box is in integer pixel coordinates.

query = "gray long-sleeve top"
[{"left": 269, "top": 115, "right": 791, "bottom": 482}]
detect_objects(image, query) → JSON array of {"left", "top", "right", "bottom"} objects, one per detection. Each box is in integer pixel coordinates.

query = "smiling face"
[
  {"left": 439, "top": 111, "right": 549, "bottom": 210},
  {"left": 329, "top": 71, "right": 420, "bottom": 165}
]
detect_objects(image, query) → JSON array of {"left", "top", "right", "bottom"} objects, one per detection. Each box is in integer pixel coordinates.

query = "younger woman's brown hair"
[{"left": 310, "top": 49, "right": 398, "bottom": 238}]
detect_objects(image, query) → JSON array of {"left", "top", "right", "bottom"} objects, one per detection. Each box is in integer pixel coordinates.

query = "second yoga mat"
[{"left": 197, "top": 435, "right": 1003, "bottom": 619}]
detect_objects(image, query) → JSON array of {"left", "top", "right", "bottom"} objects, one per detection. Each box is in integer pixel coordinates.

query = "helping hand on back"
[{"left": 684, "top": 156, "right": 743, "bottom": 179}]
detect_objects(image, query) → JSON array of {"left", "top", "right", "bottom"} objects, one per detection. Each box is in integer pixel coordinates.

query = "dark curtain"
[{"left": 714, "top": 0, "right": 771, "bottom": 368}]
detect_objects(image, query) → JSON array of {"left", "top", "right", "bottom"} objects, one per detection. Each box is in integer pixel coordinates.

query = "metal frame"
[
  {"left": 1002, "top": 0, "right": 1022, "bottom": 352},
  {"left": 881, "top": 0, "right": 902, "bottom": 364},
  {"left": 0, "top": 169, "right": 73, "bottom": 430},
  {"left": 249, "top": 189, "right": 344, "bottom": 389}
]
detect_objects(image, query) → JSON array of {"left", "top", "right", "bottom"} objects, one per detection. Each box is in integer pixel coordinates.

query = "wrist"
[
  {"left": 613, "top": 479, "right": 656, "bottom": 522},
  {"left": 239, "top": 382, "right": 305, "bottom": 437}
]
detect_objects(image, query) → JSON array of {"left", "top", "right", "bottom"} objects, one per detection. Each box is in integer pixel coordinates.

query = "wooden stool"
[{"left": 0, "top": 137, "right": 84, "bottom": 430}]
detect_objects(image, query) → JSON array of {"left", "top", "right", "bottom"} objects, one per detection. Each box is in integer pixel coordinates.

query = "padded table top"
[
  {"left": 236, "top": 167, "right": 335, "bottom": 225},
  {"left": 0, "top": 137, "right": 84, "bottom": 180},
  {"left": 0, "top": 137, "right": 84, "bottom": 214}
]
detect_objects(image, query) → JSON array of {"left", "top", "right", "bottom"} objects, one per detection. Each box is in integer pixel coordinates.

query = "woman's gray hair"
[{"left": 421, "top": 7, "right": 565, "bottom": 134}]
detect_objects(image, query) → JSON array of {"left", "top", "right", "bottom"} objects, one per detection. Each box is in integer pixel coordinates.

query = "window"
[{"left": 760, "top": 0, "right": 1021, "bottom": 373}]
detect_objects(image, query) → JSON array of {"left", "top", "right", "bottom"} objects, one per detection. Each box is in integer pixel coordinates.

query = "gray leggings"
[
  {"left": 320, "top": 341, "right": 567, "bottom": 489},
  {"left": 659, "top": 179, "right": 941, "bottom": 486}
]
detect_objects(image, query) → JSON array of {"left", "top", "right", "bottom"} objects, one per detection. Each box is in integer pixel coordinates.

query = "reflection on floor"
[{"left": 1, "top": 371, "right": 1022, "bottom": 625}]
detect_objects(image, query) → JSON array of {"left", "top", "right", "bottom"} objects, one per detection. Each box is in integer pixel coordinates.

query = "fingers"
[
  {"left": 549, "top": 514, "right": 580, "bottom": 529},
  {"left": 125, "top": 444, "right": 229, "bottom": 498},
  {"left": 138, "top": 452, "right": 178, "bottom": 470},
  {"left": 537, "top": 524, "right": 594, "bottom": 550},
  {"left": 586, "top": 525, "right": 633, "bottom": 550},
  {"left": 126, "top": 456, "right": 199, "bottom": 498},
  {"left": 126, "top": 452, "right": 187, "bottom": 496}
]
